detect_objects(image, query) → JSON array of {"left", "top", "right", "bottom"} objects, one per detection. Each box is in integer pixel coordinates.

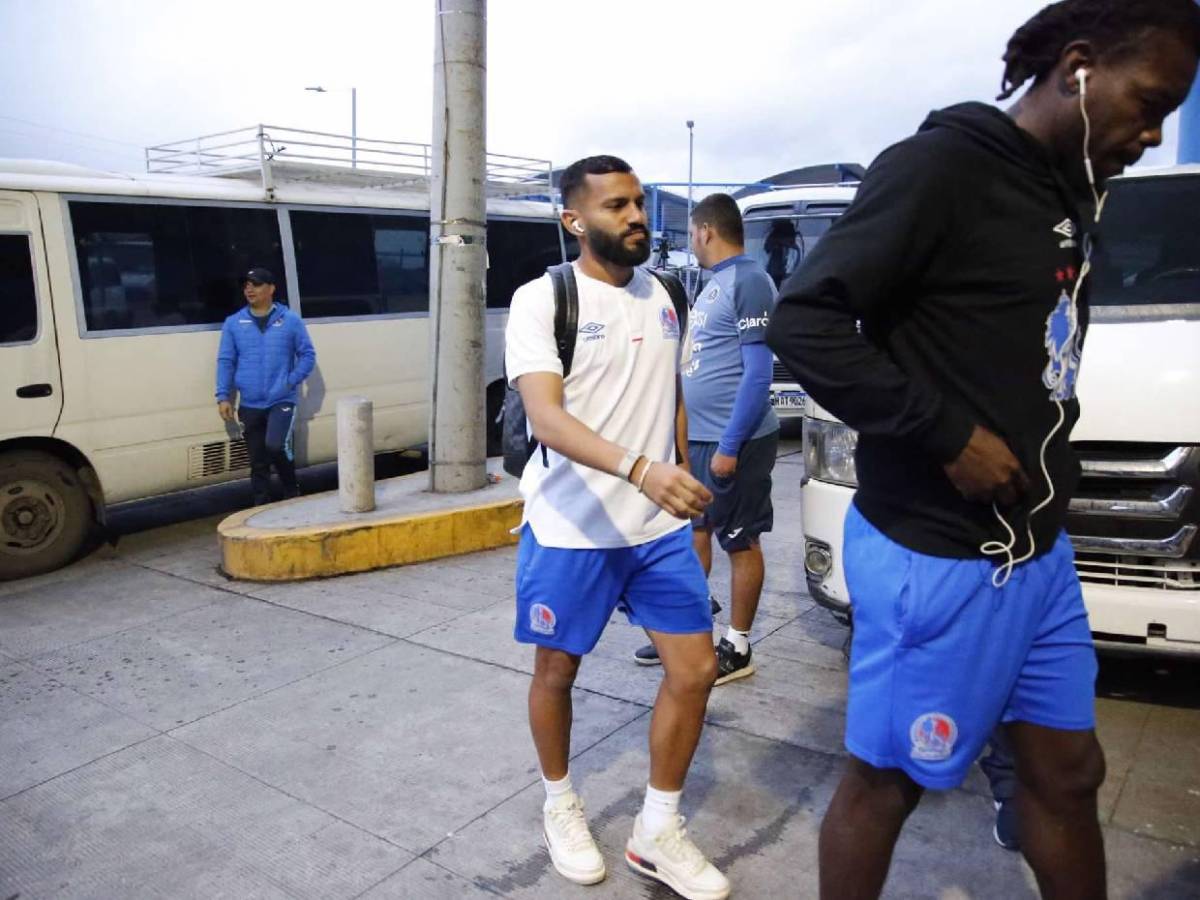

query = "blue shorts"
[
  {"left": 514, "top": 524, "right": 712, "bottom": 656},
  {"left": 843, "top": 503, "right": 1097, "bottom": 791}
]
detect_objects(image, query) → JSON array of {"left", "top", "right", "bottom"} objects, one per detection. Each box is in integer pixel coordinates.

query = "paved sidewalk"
[{"left": 2, "top": 446, "right": 1199, "bottom": 898}]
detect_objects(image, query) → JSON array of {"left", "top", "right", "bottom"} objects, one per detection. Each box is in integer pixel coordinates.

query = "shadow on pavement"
[{"left": 102, "top": 451, "right": 428, "bottom": 540}]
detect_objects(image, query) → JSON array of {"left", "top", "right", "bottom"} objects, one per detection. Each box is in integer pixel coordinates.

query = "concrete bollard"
[{"left": 337, "top": 397, "right": 375, "bottom": 513}]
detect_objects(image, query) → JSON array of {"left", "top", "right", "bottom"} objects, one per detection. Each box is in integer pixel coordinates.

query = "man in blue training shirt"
[
  {"left": 215, "top": 267, "right": 316, "bottom": 506},
  {"left": 634, "top": 194, "right": 780, "bottom": 684}
]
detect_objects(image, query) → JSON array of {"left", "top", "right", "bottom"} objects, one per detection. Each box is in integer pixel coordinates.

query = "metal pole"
[
  {"left": 549, "top": 159, "right": 566, "bottom": 262},
  {"left": 428, "top": 0, "right": 487, "bottom": 492},
  {"left": 351, "top": 87, "right": 358, "bottom": 168},
  {"left": 685, "top": 120, "right": 695, "bottom": 268}
]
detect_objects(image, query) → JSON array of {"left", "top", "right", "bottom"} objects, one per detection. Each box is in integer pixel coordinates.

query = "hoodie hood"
[
  {"left": 923, "top": 101, "right": 1091, "bottom": 222},
  {"left": 920, "top": 102, "right": 1061, "bottom": 187}
]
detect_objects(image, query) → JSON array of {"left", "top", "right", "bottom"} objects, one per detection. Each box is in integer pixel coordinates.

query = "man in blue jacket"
[{"left": 216, "top": 267, "right": 316, "bottom": 505}]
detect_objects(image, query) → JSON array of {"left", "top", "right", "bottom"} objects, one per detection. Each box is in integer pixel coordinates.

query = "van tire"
[{"left": 0, "top": 451, "right": 93, "bottom": 581}]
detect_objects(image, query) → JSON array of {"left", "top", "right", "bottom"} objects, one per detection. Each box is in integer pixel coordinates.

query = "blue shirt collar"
[{"left": 710, "top": 253, "right": 751, "bottom": 274}]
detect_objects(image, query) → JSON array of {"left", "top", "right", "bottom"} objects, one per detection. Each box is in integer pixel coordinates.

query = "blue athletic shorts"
[
  {"left": 843, "top": 502, "right": 1097, "bottom": 790},
  {"left": 514, "top": 524, "right": 712, "bottom": 656}
]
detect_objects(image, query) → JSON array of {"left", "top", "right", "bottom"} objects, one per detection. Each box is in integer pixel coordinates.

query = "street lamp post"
[
  {"left": 685, "top": 119, "right": 695, "bottom": 268},
  {"left": 305, "top": 85, "right": 358, "bottom": 168}
]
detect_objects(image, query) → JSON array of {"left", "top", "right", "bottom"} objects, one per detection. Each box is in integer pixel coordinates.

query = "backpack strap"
[
  {"left": 533, "top": 263, "right": 580, "bottom": 469},
  {"left": 649, "top": 269, "right": 690, "bottom": 466},
  {"left": 649, "top": 268, "right": 689, "bottom": 334},
  {"left": 547, "top": 262, "right": 579, "bottom": 378}
]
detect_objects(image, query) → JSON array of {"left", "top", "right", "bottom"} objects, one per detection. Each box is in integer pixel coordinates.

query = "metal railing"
[{"left": 144, "top": 124, "right": 555, "bottom": 198}]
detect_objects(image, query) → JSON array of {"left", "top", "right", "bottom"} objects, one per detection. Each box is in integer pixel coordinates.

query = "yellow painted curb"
[{"left": 218, "top": 497, "right": 524, "bottom": 581}]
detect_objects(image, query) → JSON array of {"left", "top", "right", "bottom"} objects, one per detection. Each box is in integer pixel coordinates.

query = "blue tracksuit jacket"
[{"left": 215, "top": 303, "right": 316, "bottom": 409}]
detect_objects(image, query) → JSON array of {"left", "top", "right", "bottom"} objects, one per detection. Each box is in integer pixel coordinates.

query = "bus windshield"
[{"left": 744, "top": 215, "right": 839, "bottom": 288}]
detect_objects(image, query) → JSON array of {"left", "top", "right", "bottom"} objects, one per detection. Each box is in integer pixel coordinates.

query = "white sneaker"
[
  {"left": 625, "top": 813, "right": 730, "bottom": 900},
  {"left": 543, "top": 795, "right": 606, "bottom": 885}
]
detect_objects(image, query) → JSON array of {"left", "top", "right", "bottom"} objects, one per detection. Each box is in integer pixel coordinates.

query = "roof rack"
[{"left": 144, "top": 124, "right": 556, "bottom": 200}]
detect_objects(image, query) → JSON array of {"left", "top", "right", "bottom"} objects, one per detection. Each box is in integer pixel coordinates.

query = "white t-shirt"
[{"left": 505, "top": 263, "right": 690, "bottom": 549}]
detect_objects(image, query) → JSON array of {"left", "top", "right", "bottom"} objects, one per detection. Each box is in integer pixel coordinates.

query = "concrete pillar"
[
  {"left": 428, "top": 0, "right": 488, "bottom": 493},
  {"left": 337, "top": 397, "right": 375, "bottom": 513}
]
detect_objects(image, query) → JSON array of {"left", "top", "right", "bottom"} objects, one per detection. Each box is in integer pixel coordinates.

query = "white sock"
[
  {"left": 641, "top": 784, "right": 682, "bottom": 836},
  {"left": 725, "top": 626, "right": 751, "bottom": 655},
  {"left": 543, "top": 773, "right": 575, "bottom": 808}
]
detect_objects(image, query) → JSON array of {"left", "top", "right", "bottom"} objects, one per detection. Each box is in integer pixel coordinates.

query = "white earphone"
[
  {"left": 1074, "top": 66, "right": 1104, "bottom": 216},
  {"left": 572, "top": 222, "right": 585, "bottom": 234},
  {"left": 980, "top": 62, "right": 1107, "bottom": 588}
]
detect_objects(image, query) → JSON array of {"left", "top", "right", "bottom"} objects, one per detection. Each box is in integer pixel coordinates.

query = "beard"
[{"left": 588, "top": 224, "right": 651, "bottom": 267}]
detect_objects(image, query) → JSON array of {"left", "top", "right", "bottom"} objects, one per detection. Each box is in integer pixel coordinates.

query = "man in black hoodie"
[{"left": 765, "top": 2, "right": 1200, "bottom": 897}]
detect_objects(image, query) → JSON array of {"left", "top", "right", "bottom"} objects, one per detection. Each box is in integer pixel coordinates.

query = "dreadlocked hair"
[{"left": 998, "top": 0, "right": 1200, "bottom": 100}]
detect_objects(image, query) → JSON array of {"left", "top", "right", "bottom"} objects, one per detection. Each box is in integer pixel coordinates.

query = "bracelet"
[
  {"left": 616, "top": 449, "right": 641, "bottom": 482},
  {"left": 636, "top": 460, "right": 654, "bottom": 494}
]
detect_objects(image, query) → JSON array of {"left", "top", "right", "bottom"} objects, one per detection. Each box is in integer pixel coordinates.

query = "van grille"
[
  {"left": 187, "top": 439, "right": 251, "bottom": 480},
  {"left": 1068, "top": 444, "right": 1200, "bottom": 591},
  {"left": 772, "top": 359, "right": 796, "bottom": 384},
  {"left": 1075, "top": 553, "right": 1200, "bottom": 590}
]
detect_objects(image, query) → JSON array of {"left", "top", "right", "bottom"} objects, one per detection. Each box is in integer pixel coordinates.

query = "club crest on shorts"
[
  {"left": 529, "top": 602, "right": 557, "bottom": 636},
  {"left": 660, "top": 305, "right": 680, "bottom": 339},
  {"left": 909, "top": 712, "right": 958, "bottom": 761}
]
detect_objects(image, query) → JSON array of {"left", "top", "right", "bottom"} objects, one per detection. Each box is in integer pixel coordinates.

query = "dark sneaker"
[
  {"left": 993, "top": 800, "right": 1019, "bottom": 852},
  {"left": 634, "top": 643, "right": 661, "bottom": 666},
  {"left": 714, "top": 638, "right": 755, "bottom": 686},
  {"left": 635, "top": 595, "right": 718, "bottom": 666}
]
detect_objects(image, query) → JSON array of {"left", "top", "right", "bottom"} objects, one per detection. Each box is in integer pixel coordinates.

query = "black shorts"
[{"left": 689, "top": 430, "right": 778, "bottom": 552}]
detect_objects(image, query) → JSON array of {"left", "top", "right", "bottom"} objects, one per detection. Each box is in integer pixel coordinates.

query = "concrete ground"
[{"left": 2, "top": 437, "right": 1198, "bottom": 899}]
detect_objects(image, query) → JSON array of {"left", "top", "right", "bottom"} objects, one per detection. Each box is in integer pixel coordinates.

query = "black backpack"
[{"left": 501, "top": 263, "right": 689, "bottom": 477}]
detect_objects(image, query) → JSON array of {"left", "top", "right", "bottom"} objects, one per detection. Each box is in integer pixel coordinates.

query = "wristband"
[
  {"left": 616, "top": 449, "right": 640, "bottom": 482},
  {"left": 637, "top": 460, "right": 654, "bottom": 494}
]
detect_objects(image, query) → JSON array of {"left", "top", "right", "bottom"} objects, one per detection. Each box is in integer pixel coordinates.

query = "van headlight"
[{"left": 804, "top": 419, "right": 859, "bottom": 487}]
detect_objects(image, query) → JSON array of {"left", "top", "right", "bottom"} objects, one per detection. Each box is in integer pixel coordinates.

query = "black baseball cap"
[{"left": 241, "top": 267, "right": 275, "bottom": 285}]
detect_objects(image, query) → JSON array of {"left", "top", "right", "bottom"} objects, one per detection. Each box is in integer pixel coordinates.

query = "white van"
[
  {"left": 798, "top": 165, "right": 1200, "bottom": 656},
  {"left": 738, "top": 184, "right": 858, "bottom": 419},
  {"left": 0, "top": 139, "right": 567, "bottom": 579}
]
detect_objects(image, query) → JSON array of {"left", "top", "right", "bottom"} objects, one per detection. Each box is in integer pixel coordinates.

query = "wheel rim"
[{"left": 1, "top": 477, "right": 67, "bottom": 556}]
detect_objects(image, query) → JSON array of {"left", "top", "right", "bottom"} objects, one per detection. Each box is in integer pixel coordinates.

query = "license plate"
[{"left": 771, "top": 390, "right": 806, "bottom": 409}]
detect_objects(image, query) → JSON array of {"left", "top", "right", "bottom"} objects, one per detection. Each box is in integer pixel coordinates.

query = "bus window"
[
  {"left": 744, "top": 215, "right": 839, "bottom": 289},
  {"left": 290, "top": 210, "right": 429, "bottom": 318},
  {"left": 486, "top": 219, "right": 571, "bottom": 309},
  {"left": 70, "top": 201, "right": 287, "bottom": 332},
  {"left": 0, "top": 234, "right": 37, "bottom": 344}
]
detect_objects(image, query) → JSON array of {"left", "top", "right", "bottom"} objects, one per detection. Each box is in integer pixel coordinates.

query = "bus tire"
[
  {"left": 0, "top": 450, "right": 93, "bottom": 581},
  {"left": 486, "top": 380, "right": 505, "bottom": 458}
]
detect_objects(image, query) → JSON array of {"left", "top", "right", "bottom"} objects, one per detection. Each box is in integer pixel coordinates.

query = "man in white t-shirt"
[{"left": 506, "top": 155, "right": 730, "bottom": 900}]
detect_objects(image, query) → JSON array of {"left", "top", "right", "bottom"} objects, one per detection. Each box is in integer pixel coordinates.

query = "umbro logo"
[
  {"left": 1052, "top": 219, "right": 1076, "bottom": 239},
  {"left": 579, "top": 321, "right": 606, "bottom": 342}
]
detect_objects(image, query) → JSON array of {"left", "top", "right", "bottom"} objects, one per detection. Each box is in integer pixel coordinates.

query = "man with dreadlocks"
[{"left": 767, "top": 1, "right": 1199, "bottom": 897}]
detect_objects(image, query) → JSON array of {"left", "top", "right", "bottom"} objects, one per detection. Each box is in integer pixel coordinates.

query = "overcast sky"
[{"left": 0, "top": 0, "right": 1184, "bottom": 184}]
